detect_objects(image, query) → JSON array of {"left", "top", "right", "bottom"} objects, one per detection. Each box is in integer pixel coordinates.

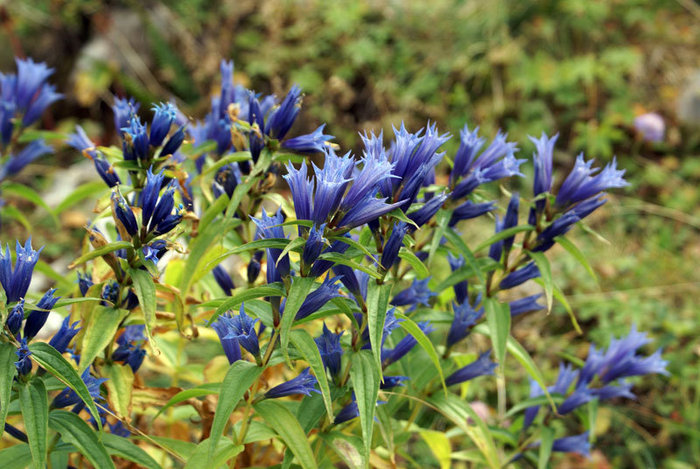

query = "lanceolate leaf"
[
  {"left": 186, "top": 438, "right": 244, "bottom": 469},
  {"left": 528, "top": 251, "right": 553, "bottom": 312},
  {"left": 398, "top": 247, "right": 430, "bottom": 279},
  {"left": 0, "top": 342, "right": 17, "bottom": 438},
  {"left": 443, "top": 227, "right": 485, "bottom": 283},
  {"left": 103, "top": 433, "right": 160, "bottom": 469},
  {"left": 101, "top": 362, "right": 135, "bottom": 419},
  {"left": 290, "top": 329, "right": 334, "bottom": 418},
  {"left": 79, "top": 307, "right": 129, "bottom": 372},
  {"left": 366, "top": 281, "right": 392, "bottom": 373},
  {"left": 555, "top": 236, "right": 599, "bottom": 285},
  {"left": 154, "top": 383, "right": 221, "bottom": 420},
  {"left": 69, "top": 241, "right": 132, "bottom": 268},
  {"left": 129, "top": 268, "right": 158, "bottom": 353},
  {"left": 394, "top": 312, "right": 446, "bottom": 394},
  {"left": 349, "top": 351, "right": 380, "bottom": 467},
  {"left": 28, "top": 342, "right": 102, "bottom": 429},
  {"left": 208, "top": 361, "right": 263, "bottom": 462},
  {"left": 19, "top": 380, "right": 48, "bottom": 469},
  {"left": 484, "top": 297, "right": 510, "bottom": 367},
  {"left": 255, "top": 400, "right": 318, "bottom": 469},
  {"left": 279, "top": 276, "right": 316, "bottom": 365},
  {"left": 48, "top": 410, "right": 115, "bottom": 469}
]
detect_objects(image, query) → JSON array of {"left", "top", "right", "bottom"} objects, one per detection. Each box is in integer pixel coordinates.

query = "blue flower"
[
  {"left": 122, "top": 115, "right": 149, "bottom": 161},
  {"left": 556, "top": 155, "right": 628, "bottom": 208},
  {"left": 247, "top": 257, "right": 262, "bottom": 284},
  {"left": 139, "top": 168, "right": 183, "bottom": 236},
  {"left": 161, "top": 125, "right": 186, "bottom": 156},
  {"left": 382, "top": 321, "right": 434, "bottom": 367},
  {"left": 213, "top": 265, "right": 235, "bottom": 296},
  {"left": 315, "top": 323, "right": 344, "bottom": 377},
  {"left": 48, "top": 316, "right": 80, "bottom": 354},
  {"left": 282, "top": 124, "right": 334, "bottom": 154},
  {"left": 530, "top": 132, "right": 558, "bottom": 200},
  {"left": 339, "top": 147, "right": 395, "bottom": 212},
  {"left": 362, "top": 307, "right": 402, "bottom": 351},
  {"left": 408, "top": 191, "right": 448, "bottom": 227},
  {"left": 112, "top": 325, "right": 147, "bottom": 372},
  {"left": 523, "top": 363, "right": 579, "bottom": 429},
  {"left": 112, "top": 96, "right": 140, "bottom": 133},
  {"left": 381, "top": 222, "right": 408, "bottom": 271},
  {"left": 333, "top": 265, "right": 364, "bottom": 299},
  {"left": 294, "top": 276, "right": 342, "bottom": 320},
  {"left": 52, "top": 367, "right": 107, "bottom": 408},
  {"left": 311, "top": 149, "right": 354, "bottom": 225},
  {"left": 446, "top": 300, "right": 484, "bottom": 348},
  {"left": 502, "top": 193, "right": 519, "bottom": 253},
  {"left": 498, "top": 261, "right": 540, "bottom": 290},
  {"left": 23, "top": 288, "right": 60, "bottom": 340},
  {"left": 0, "top": 238, "right": 43, "bottom": 302},
  {"left": 251, "top": 208, "right": 291, "bottom": 280},
  {"left": 1, "top": 140, "right": 53, "bottom": 179},
  {"left": 302, "top": 223, "right": 327, "bottom": 267},
  {"left": 381, "top": 376, "right": 409, "bottom": 389},
  {"left": 334, "top": 400, "right": 359, "bottom": 424},
  {"left": 212, "top": 164, "right": 241, "bottom": 200},
  {"left": 445, "top": 350, "right": 497, "bottom": 386},
  {"left": 283, "top": 161, "right": 314, "bottom": 223},
  {"left": 449, "top": 200, "right": 495, "bottom": 227},
  {"left": 223, "top": 304, "right": 261, "bottom": 357},
  {"left": 551, "top": 432, "right": 590, "bottom": 458},
  {"left": 149, "top": 102, "right": 177, "bottom": 147},
  {"left": 265, "top": 85, "right": 302, "bottom": 140},
  {"left": 77, "top": 272, "right": 93, "bottom": 297},
  {"left": 14, "top": 338, "right": 32, "bottom": 376},
  {"left": 509, "top": 294, "right": 544, "bottom": 317},
  {"left": 23, "top": 84, "right": 62, "bottom": 126},
  {"left": 111, "top": 190, "right": 139, "bottom": 239},
  {"left": 450, "top": 124, "right": 485, "bottom": 187},
  {"left": 390, "top": 278, "right": 435, "bottom": 310},
  {"left": 6, "top": 299, "right": 24, "bottom": 336},
  {"left": 210, "top": 312, "right": 242, "bottom": 365},
  {"left": 447, "top": 253, "right": 468, "bottom": 304},
  {"left": 265, "top": 367, "right": 319, "bottom": 398},
  {"left": 142, "top": 244, "right": 161, "bottom": 265}
]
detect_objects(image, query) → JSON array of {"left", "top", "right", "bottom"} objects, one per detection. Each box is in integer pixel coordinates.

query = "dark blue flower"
[
  {"left": 530, "top": 132, "right": 558, "bottom": 200},
  {"left": 450, "top": 124, "right": 485, "bottom": 186},
  {"left": 447, "top": 300, "right": 484, "bottom": 348},
  {"left": 265, "top": 85, "right": 302, "bottom": 140},
  {"left": 334, "top": 400, "right": 359, "bottom": 424},
  {"left": 333, "top": 265, "right": 364, "bottom": 299},
  {"left": 509, "top": 294, "right": 544, "bottom": 317},
  {"left": 23, "top": 84, "right": 61, "bottom": 126},
  {"left": 295, "top": 276, "right": 342, "bottom": 320},
  {"left": 302, "top": 224, "right": 327, "bottom": 267},
  {"left": 382, "top": 321, "right": 434, "bottom": 367},
  {"left": 6, "top": 299, "right": 24, "bottom": 336},
  {"left": 282, "top": 124, "right": 334, "bottom": 154},
  {"left": 265, "top": 367, "right": 319, "bottom": 398},
  {"left": 251, "top": 208, "right": 290, "bottom": 280},
  {"left": 381, "top": 222, "right": 408, "bottom": 271},
  {"left": 14, "top": 58, "right": 53, "bottom": 110},
  {"left": 23, "top": 288, "right": 60, "bottom": 340},
  {"left": 590, "top": 381, "right": 635, "bottom": 400},
  {"left": 112, "top": 325, "right": 147, "bottom": 372},
  {"left": 1, "top": 140, "right": 53, "bottom": 178},
  {"left": 381, "top": 376, "right": 409, "bottom": 389},
  {"left": 450, "top": 200, "right": 496, "bottom": 227},
  {"left": 556, "top": 155, "right": 628, "bottom": 208},
  {"left": 49, "top": 315, "right": 80, "bottom": 354},
  {"left": 142, "top": 244, "right": 162, "bottom": 266},
  {"left": 499, "top": 262, "right": 540, "bottom": 290},
  {"left": 390, "top": 278, "right": 435, "bottom": 310},
  {"left": 149, "top": 103, "right": 177, "bottom": 147},
  {"left": 111, "top": 190, "right": 138, "bottom": 239},
  {"left": 212, "top": 164, "right": 241, "bottom": 200},
  {"left": 210, "top": 312, "right": 242, "bottom": 364},
  {"left": 0, "top": 239, "right": 43, "bottom": 302},
  {"left": 523, "top": 363, "right": 579, "bottom": 429},
  {"left": 247, "top": 258, "right": 261, "bottom": 284},
  {"left": 52, "top": 367, "right": 107, "bottom": 408},
  {"left": 15, "top": 338, "right": 32, "bottom": 376},
  {"left": 112, "top": 96, "right": 140, "bottom": 133},
  {"left": 551, "top": 432, "right": 590, "bottom": 458},
  {"left": 338, "top": 147, "right": 395, "bottom": 212},
  {"left": 445, "top": 350, "right": 497, "bottom": 386},
  {"left": 77, "top": 273, "right": 93, "bottom": 297},
  {"left": 337, "top": 194, "right": 404, "bottom": 231},
  {"left": 408, "top": 192, "right": 448, "bottom": 227},
  {"left": 223, "top": 304, "right": 260, "bottom": 357},
  {"left": 311, "top": 150, "right": 354, "bottom": 226},
  {"left": 122, "top": 115, "right": 149, "bottom": 161},
  {"left": 284, "top": 161, "right": 314, "bottom": 223},
  {"left": 140, "top": 168, "right": 184, "bottom": 236},
  {"left": 315, "top": 323, "right": 344, "bottom": 377},
  {"left": 447, "top": 253, "right": 468, "bottom": 304},
  {"left": 502, "top": 193, "right": 519, "bottom": 252},
  {"left": 213, "top": 265, "right": 235, "bottom": 296}
]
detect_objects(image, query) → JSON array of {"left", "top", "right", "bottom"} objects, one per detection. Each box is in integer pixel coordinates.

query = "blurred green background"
[{"left": 1, "top": 0, "right": 699, "bottom": 466}]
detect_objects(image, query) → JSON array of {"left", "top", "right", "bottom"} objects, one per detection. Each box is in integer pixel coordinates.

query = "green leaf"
[
  {"left": 0, "top": 342, "right": 17, "bottom": 438},
  {"left": 178, "top": 222, "right": 226, "bottom": 296},
  {"left": 204, "top": 238, "right": 290, "bottom": 269},
  {"left": 79, "top": 307, "right": 129, "bottom": 372},
  {"left": 0, "top": 443, "right": 32, "bottom": 469},
  {"left": 428, "top": 210, "right": 450, "bottom": 266},
  {"left": 186, "top": 438, "right": 244, "bottom": 469},
  {"left": 317, "top": 252, "right": 382, "bottom": 279},
  {"left": 154, "top": 383, "right": 221, "bottom": 420},
  {"left": 199, "top": 194, "right": 230, "bottom": 233},
  {"left": 209, "top": 284, "right": 286, "bottom": 318},
  {"left": 196, "top": 151, "right": 251, "bottom": 181},
  {"left": 394, "top": 312, "right": 446, "bottom": 394},
  {"left": 538, "top": 426, "right": 555, "bottom": 469},
  {"left": 54, "top": 181, "right": 108, "bottom": 215},
  {"left": 101, "top": 363, "right": 134, "bottom": 419},
  {"left": 279, "top": 276, "right": 316, "bottom": 364},
  {"left": 398, "top": 247, "right": 430, "bottom": 279},
  {"left": 290, "top": 329, "right": 333, "bottom": 418},
  {"left": 1, "top": 182, "right": 58, "bottom": 225},
  {"left": 429, "top": 394, "right": 500, "bottom": 469},
  {"left": 349, "top": 350, "right": 380, "bottom": 467},
  {"left": 322, "top": 432, "right": 365, "bottom": 469},
  {"left": 528, "top": 251, "right": 553, "bottom": 312},
  {"left": 208, "top": 361, "right": 263, "bottom": 462},
  {"left": 554, "top": 236, "right": 598, "bottom": 285},
  {"left": 475, "top": 225, "right": 534, "bottom": 252},
  {"left": 103, "top": 433, "right": 160, "bottom": 469},
  {"left": 139, "top": 435, "right": 195, "bottom": 460},
  {"left": 69, "top": 241, "right": 132, "bottom": 268},
  {"left": 19, "top": 380, "right": 48, "bottom": 469},
  {"left": 366, "top": 281, "right": 392, "bottom": 373},
  {"left": 129, "top": 268, "right": 157, "bottom": 352},
  {"left": 443, "top": 227, "right": 485, "bottom": 283},
  {"left": 1, "top": 205, "right": 31, "bottom": 230},
  {"left": 254, "top": 400, "right": 318, "bottom": 469},
  {"left": 484, "top": 297, "right": 510, "bottom": 367},
  {"left": 328, "top": 235, "right": 378, "bottom": 264},
  {"left": 28, "top": 342, "right": 102, "bottom": 429},
  {"left": 224, "top": 175, "right": 257, "bottom": 217},
  {"left": 420, "top": 430, "right": 452, "bottom": 469},
  {"left": 48, "top": 410, "right": 115, "bottom": 469}
]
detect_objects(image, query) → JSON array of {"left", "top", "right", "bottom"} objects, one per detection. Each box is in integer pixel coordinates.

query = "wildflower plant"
[{"left": 0, "top": 58, "right": 668, "bottom": 469}]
